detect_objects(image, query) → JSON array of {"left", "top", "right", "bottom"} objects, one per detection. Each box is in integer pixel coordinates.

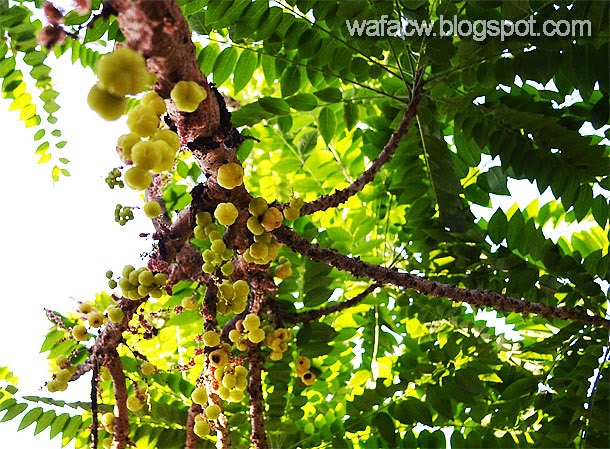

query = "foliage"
[{"left": 1, "top": 0, "right": 609, "bottom": 448}]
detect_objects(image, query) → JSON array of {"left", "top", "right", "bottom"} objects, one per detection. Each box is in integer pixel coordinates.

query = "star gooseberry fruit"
[
  {"left": 87, "top": 84, "right": 126, "bottom": 121},
  {"left": 96, "top": 47, "right": 154, "bottom": 97},
  {"left": 72, "top": 324, "right": 88, "bottom": 341},
  {"left": 143, "top": 201, "right": 162, "bottom": 218},
  {"left": 191, "top": 386, "right": 208, "bottom": 405},
  {"left": 126, "top": 396, "right": 144, "bottom": 411},
  {"left": 205, "top": 404, "right": 221, "bottom": 420},
  {"left": 170, "top": 80, "right": 207, "bottom": 113},
  {"left": 124, "top": 166, "right": 152, "bottom": 191},
  {"left": 194, "top": 420, "right": 210, "bottom": 438},
  {"left": 108, "top": 307, "right": 125, "bottom": 323},
  {"left": 214, "top": 202, "right": 239, "bottom": 226},
  {"left": 217, "top": 163, "right": 244, "bottom": 190}
]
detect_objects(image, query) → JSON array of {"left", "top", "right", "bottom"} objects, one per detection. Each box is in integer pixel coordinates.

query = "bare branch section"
[
  {"left": 300, "top": 96, "right": 420, "bottom": 216},
  {"left": 273, "top": 227, "right": 610, "bottom": 329},
  {"left": 90, "top": 362, "right": 99, "bottom": 449},
  {"left": 107, "top": 350, "right": 129, "bottom": 449},
  {"left": 283, "top": 284, "right": 380, "bottom": 324},
  {"left": 185, "top": 403, "right": 203, "bottom": 449},
  {"left": 107, "top": 0, "right": 219, "bottom": 141}
]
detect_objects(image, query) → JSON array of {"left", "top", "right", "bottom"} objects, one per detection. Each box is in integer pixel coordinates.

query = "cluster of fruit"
[
  {"left": 119, "top": 96, "right": 181, "bottom": 191},
  {"left": 282, "top": 196, "right": 304, "bottom": 221},
  {"left": 118, "top": 265, "right": 167, "bottom": 300},
  {"left": 105, "top": 167, "right": 124, "bottom": 189},
  {"left": 216, "top": 279, "right": 250, "bottom": 315},
  {"left": 265, "top": 326, "right": 291, "bottom": 361},
  {"left": 190, "top": 387, "right": 214, "bottom": 437},
  {"left": 213, "top": 364, "right": 248, "bottom": 402},
  {"left": 274, "top": 256, "right": 293, "bottom": 279},
  {"left": 193, "top": 211, "right": 235, "bottom": 277},
  {"left": 243, "top": 197, "right": 284, "bottom": 265},
  {"left": 296, "top": 356, "right": 316, "bottom": 386},
  {"left": 114, "top": 203, "right": 134, "bottom": 226},
  {"left": 87, "top": 47, "right": 156, "bottom": 121},
  {"left": 46, "top": 355, "right": 76, "bottom": 392},
  {"left": 228, "top": 314, "right": 265, "bottom": 349}
]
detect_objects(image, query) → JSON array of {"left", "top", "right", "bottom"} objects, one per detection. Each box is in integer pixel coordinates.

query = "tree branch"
[
  {"left": 185, "top": 403, "right": 202, "bottom": 449},
  {"left": 282, "top": 284, "right": 380, "bottom": 324},
  {"left": 90, "top": 362, "right": 99, "bottom": 449},
  {"left": 273, "top": 226, "right": 610, "bottom": 329},
  {"left": 107, "top": 350, "right": 129, "bottom": 449},
  {"left": 248, "top": 344, "right": 268, "bottom": 449},
  {"left": 299, "top": 89, "right": 421, "bottom": 216}
]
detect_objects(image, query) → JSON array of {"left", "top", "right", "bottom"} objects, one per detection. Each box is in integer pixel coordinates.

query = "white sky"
[{"left": 0, "top": 55, "right": 153, "bottom": 447}]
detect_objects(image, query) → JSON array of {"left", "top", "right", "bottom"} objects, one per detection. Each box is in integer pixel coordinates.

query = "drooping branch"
[
  {"left": 299, "top": 86, "right": 422, "bottom": 216},
  {"left": 273, "top": 226, "right": 610, "bottom": 329},
  {"left": 282, "top": 284, "right": 380, "bottom": 324}
]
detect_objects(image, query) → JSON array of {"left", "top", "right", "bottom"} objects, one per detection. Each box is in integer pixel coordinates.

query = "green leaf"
[
  {"left": 189, "top": 12, "right": 209, "bottom": 35},
  {"left": 233, "top": 50, "right": 258, "bottom": 94},
  {"left": 33, "top": 410, "right": 56, "bottom": 435},
  {"left": 212, "top": 46, "right": 238, "bottom": 86},
  {"left": 280, "top": 66, "right": 301, "bottom": 98},
  {"left": 318, "top": 107, "right": 336, "bottom": 144},
  {"left": 49, "top": 413, "right": 69, "bottom": 439},
  {"left": 343, "top": 101, "right": 359, "bottom": 130},
  {"left": 258, "top": 97, "right": 290, "bottom": 116},
  {"left": 314, "top": 87, "right": 342, "bottom": 103},
  {"left": 286, "top": 93, "right": 318, "bottom": 111},
  {"left": 18, "top": 407, "right": 43, "bottom": 431},
  {"left": 374, "top": 412, "right": 397, "bottom": 447},
  {"left": 1, "top": 402, "right": 28, "bottom": 422},
  {"left": 487, "top": 208, "right": 508, "bottom": 244}
]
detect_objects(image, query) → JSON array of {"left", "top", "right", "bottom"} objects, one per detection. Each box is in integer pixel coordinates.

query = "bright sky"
[{"left": 0, "top": 55, "right": 153, "bottom": 447}]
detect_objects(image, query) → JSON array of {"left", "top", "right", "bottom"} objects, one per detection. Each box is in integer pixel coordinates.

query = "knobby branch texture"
[{"left": 273, "top": 226, "right": 610, "bottom": 330}]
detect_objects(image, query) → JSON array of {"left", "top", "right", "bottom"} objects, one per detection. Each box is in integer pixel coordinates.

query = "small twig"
[
  {"left": 283, "top": 284, "right": 380, "bottom": 324},
  {"left": 272, "top": 226, "right": 610, "bottom": 329},
  {"left": 300, "top": 85, "right": 422, "bottom": 216}
]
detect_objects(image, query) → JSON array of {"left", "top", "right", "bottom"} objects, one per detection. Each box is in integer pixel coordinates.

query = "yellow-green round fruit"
[
  {"left": 127, "top": 104, "right": 159, "bottom": 137},
  {"left": 153, "top": 273, "right": 167, "bottom": 285},
  {"left": 269, "top": 351, "right": 283, "bottom": 361},
  {"left": 124, "top": 166, "right": 152, "bottom": 190},
  {"left": 248, "top": 197, "right": 268, "bottom": 216},
  {"left": 89, "top": 312, "right": 104, "bottom": 328},
  {"left": 290, "top": 197, "right": 304, "bottom": 210},
  {"left": 221, "top": 262, "right": 234, "bottom": 276},
  {"left": 205, "top": 403, "right": 221, "bottom": 420},
  {"left": 217, "top": 163, "right": 244, "bottom": 190},
  {"left": 108, "top": 307, "right": 124, "bottom": 323},
  {"left": 55, "top": 368, "right": 71, "bottom": 383},
  {"left": 170, "top": 80, "right": 207, "bottom": 113},
  {"left": 72, "top": 324, "right": 88, "bottom": 341},
  {"left": 100, "top": 366, "right": 112, "bottom": 382},
  {"left": 221, "top": 373, "right": 237, "bottom": 389},
  {"left": 261, "top": 207, "right": 283, "bottom": 232},
  {"left": 97, "top": 47, "right": 152, "bottom": 96},
  {"left": 181, "top": 296, "right": 198, "bottom": 311},
  {"left": 202, "top": 262, "right": 215, "bottom": 274},
  {"left": 55, "top": 355, "right": 69, "bottom": 368},
  {"left": 249, "top": 241, "right": 268, "bottom": 260},
  {"left": 87, "top": 84, "right": 126, "bottom": 121},
  {"left": 300, "top": 371, "right": 316, "bottom": 386},
  {"left": 141, "top": 362, "right": 156, "bottom": 375},
  {"left": 242, "top": 314, "right": 260, "bottom": 332},
  {"left": 131, "top": 141, "right": 161, "bottom": 171},
  {"left": 214, "top": 202, "right": 239, "bottom": 226},
  {"left": 246, "top": 216, "right": 265, "bottom": 236},
  {"left": 248, "top": 328, "right": 266, "bottom": 344},
  {"left": 234, "top": 365, "right": 248, "bottom": 378},
  {"left": 228, "top": 390, "right": 244, "bottom": 402},
  {"left": 144, "top": 201, "right": 162, "bottom": 218},
  {"left": 229, "top": 329, "right": 241, "bottom": 343},
  {"left": 231, "top": 299, "right": 247, "bottom": 314},
  {"left": 235, "top": 375, "right": 248, "bottom": 391},
  {"left": 191, "top": 386, "right": 208, "bottom": 405},
  {"left": 101, "top": 412, "right": 115, "bottom": 427},
  {"left": 233, "top": 280, "right": 250, "bottom": 298},
  {"left": 150, "top": 140, "right": 176, "bottom": 173},
  {"left": 283, "top": 206, "right": 300, "bottom": 220},
  {"left": 126, "top": 396, "right": 144, "bottom": 411},
  {"left": 117, "top": 133, "right": 140, "bottom": 161},
  {"left": 78, "top": 302, "right": 93, "bottom": 314},
  {"left": 152, "top": 129, "right": 181, "bottom": 152},
  {"left": 47, "top": 379, "right": 67, "bottom": 393},
  {"left": 194, "top": 420, "right": 210, "bottom": 438},
  {"left": 203, "top": 331, "right": 220, "bottom": 347},
  {"left": 209, "top": 350, "right": 229, "bottom": 368},
  {"left": 141, "top": 91, "right": 166, "bottom": 116},
  {"left": 138, "top": 270, "right": 154, "bottom": 286},
  {"left": 103, "top": 437, "right": 113, "bottom": 449},
  {"left": 275, "top": 264, "right": 292, "bottom": 279},
  {"left": 296, "top": 356, "right": 311, "bottom": 374},
  {"left": 211, "top": 239, "right": 227, "bottom": 254}
]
